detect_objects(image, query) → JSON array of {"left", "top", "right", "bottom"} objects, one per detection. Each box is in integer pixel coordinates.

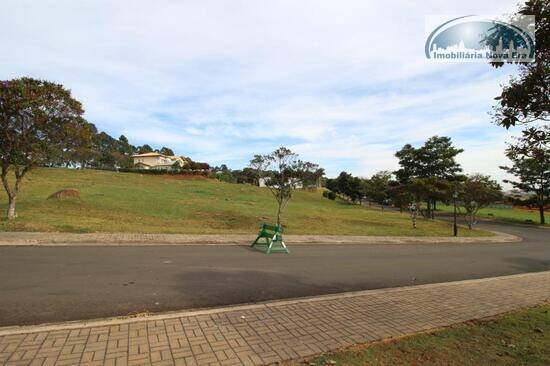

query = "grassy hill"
[{"left": 0, "top": 168, "right": 489, "bottom": 236}]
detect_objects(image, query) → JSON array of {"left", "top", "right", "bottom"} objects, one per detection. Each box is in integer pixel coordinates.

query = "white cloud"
[{"left": 0, "top": 0, "right": 523, "bottom": 185}]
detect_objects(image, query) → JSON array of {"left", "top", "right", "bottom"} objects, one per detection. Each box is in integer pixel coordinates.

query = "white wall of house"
[{"left": 132, "top": 154, "right": 187, "bottom": 170}]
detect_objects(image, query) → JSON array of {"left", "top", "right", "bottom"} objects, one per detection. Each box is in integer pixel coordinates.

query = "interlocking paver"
[{"left": 0, "top": 271, "right": 549, "bottom": 365}]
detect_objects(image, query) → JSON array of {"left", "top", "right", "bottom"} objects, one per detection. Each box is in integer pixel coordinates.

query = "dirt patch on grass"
[{"left": 47, "top": 189, "right": 80, "bottom": 200}]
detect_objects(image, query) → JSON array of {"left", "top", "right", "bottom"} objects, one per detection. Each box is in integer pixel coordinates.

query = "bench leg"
[
  {"left": 280, "top": 241, "right": 290, "bottom": 254},
  {"left": 265, "top": 239, "right": 274, "bottom": 254}
]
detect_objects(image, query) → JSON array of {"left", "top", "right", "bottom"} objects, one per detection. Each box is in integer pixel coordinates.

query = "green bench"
[{"left": 251, "top": 223, "right": 289, "bottom": 254}]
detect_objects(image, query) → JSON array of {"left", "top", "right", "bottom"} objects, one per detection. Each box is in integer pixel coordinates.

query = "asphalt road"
[{"left": 0, "top": 221, "right": 548, "bottom": 327}]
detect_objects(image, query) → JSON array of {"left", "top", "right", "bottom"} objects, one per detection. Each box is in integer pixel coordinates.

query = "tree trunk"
[
  {"left": 7, "top": 195, "right": 16, "bottom": 220},
  {"left": 426, "top": 200, "right": 431, "bottom": 218},
  {"left": 276, "top": 202, "right": 282, "bottom": 227},
  {"left": 540, "top": 204, "right": 545, "bottom": 225},
  {"left": 2, "top": 169, "right": 26, "bottom": 220}
]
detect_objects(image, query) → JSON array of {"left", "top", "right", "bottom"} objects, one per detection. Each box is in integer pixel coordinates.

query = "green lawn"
[
  {"left": 0, "top": 168, "right": 488, "bottom": 236},
  {"left": 298, "top": 304, "right": 550, "bottom": 366},
  {"left": 437, "top": 203, "right": 548, "bottom": 226}
]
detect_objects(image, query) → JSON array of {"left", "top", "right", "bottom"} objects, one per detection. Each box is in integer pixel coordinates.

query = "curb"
[
  {"left": 0, "top": 270, "right": 546, "bottom": 337},
  {"left": 0, "top": 232, "right": 521, "bottom": 246}
]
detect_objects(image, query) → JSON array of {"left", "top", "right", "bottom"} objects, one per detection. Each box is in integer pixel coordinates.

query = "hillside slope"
[{"left": 0, "top": 168, "right": 488, "bottom": 236}]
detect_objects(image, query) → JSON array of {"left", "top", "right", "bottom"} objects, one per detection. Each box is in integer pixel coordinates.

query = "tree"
[
  {"left": 117, "top": 135, "right": 136, "bottom": 156},
  {"left": 489, "top": 1, "right": 549, "bottom": 129},
  {"left": 458, "top": 174, "right": 503, "bottom": 229},
  {"left": 93, "top": 132, "right": 122, "bottom": 168},
  {"left": 159, "top": 147, "right": 174, "bottom": 156},
  {"left": 405, "top": 177, "right": 451, "bottom": 219},
  {"left": 138, "top": 144, "right": 153, "bottom": 154},
  {"left": 326, "top": 172, "right": 363, "bottom": 203},
  {"left": 249, "top": 155, "right": 265, "bottom": 186},
  {"left": 500, "top": 126, "right": 549, "bottom": 224},
  {"left": 0, "top": 77, "right": 92, "bottom": 219},
  {"left": 387, "top": 182, "right": 414, "bottom": 213},
  {"left": 188, "top": 161, "right": 210, "bottom": 170},
  {"left": 250, "top": 147, "right": 319, "bottom": 226},
  {"left": 395, "top": 136, "right": 463, "bottom": 217},
  {"left": 395, "top": 136, "right": 463, "bottom": 182},
  {"left": 55, "top": 120, "right": 98, "bottom": 168},
  {"left": 365, "top": 171, "right": 392, "bottom": 205}
]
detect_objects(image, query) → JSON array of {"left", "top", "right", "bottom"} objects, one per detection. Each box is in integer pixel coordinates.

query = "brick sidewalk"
[{"left": 1, "top": 272, "right": 549, "bottom": 366}]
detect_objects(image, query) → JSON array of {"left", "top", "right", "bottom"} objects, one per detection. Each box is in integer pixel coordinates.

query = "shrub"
[
  {"left": 327, "top": 191, "right": 336, "bottom": 200},
  {"left": 322, "top": 190, "right": 329, "bottom": 198}
]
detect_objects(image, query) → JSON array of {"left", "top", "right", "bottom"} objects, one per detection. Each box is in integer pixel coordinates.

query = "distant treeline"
[{"left": 48, "top": 122, "right": 209, "bottom": 170}]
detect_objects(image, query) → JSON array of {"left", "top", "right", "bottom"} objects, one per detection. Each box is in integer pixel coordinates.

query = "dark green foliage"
[
  {"left": 322, "top": 190, "right": 328, "bottom": 198},
  {"left": 138, "top": 144, "right": 153, "bottom": 154},
  {"left": 364, "top": 171, "right": 392, "bottom": 204},
  {"left": 458, "top": 174, "right": 503, "bottom": 229},
  {"left": 395, "top": 136, "right": 463, "bottom": 182},
  {"left": 500, "top": 126, "right": 549, "bottom": 224},
  {"left": 387, "top": 182, "right": 414, "bottom": 210},
  {"left": 326, "top": 172, "right": 364, "bottom": 202},
  {"left": 188, "top": 161, "right": 211, "bottom": 170},
  {"left": 327, "top": 191, "right": 336, "bottom": 200},
  {"left": 490, "top": 1, "right": 549, "bottom": 128},
  {"left": 394, "top": 136, "right": 463, "bottom": 218},
  {"left": 0, "top": 77, "right": 93, "bottom": 218},
  {"left": 159, "top": 147, "right": 175, "bottom": 156}
]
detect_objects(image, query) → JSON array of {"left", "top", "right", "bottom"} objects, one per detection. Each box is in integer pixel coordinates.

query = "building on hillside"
[{"left": 131, "top": 152, "right": 190, "bottom": 170}]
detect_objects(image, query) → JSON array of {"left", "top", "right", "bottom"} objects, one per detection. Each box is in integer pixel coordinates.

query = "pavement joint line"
[{"left": 0, "top": 270, "right": 546, "bottom": 337}]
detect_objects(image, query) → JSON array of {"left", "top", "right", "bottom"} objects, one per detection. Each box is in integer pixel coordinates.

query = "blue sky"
[{"left": 1, "top": 0, "right": 525, "bottom": 184}]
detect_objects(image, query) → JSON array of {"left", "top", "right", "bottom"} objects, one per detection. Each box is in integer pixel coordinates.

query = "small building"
[{"left": 131, "top": 152, "right": 190, "bottom": 170}]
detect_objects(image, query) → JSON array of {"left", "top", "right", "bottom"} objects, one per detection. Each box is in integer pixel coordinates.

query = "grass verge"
[
  {"left": 294, "top": 304, "right": 550, "bottom": 366},
  {"left": 437, "top": 203, "right": 548, "bottom": 227}
]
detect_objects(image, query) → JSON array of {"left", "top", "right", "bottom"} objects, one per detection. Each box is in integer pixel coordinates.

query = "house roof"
[
  {"left": 131, "top": 152, "right": 163, "bottom": 158},
  {"left": 131, "top": 153, "right": 190, "bottom": 161}
]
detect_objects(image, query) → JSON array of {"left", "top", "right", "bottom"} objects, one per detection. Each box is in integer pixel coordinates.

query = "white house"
[{"left": 131, "top": 152, "right": 190, "bottom": 170}]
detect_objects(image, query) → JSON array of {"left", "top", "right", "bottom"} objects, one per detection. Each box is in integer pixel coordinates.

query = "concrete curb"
[
  {"left": 0, "top": 270, "right": 545, "bottom": 337},
  {"left": 0, "top": 231, "right": 521, "bottom": 246}
]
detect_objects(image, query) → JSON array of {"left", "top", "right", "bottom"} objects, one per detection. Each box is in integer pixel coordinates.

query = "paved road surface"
[{"left": 0, "top": 221, "right": 548, "bottom": 326}]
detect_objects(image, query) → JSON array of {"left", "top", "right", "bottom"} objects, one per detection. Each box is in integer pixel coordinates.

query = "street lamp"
[{"left": 453, "top": 190, "right": 458, "bottom": 237}]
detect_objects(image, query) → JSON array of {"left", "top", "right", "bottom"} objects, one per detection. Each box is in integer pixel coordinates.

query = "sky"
[{"left": 1, "top": 0, "right": 526, "bottom": 185}]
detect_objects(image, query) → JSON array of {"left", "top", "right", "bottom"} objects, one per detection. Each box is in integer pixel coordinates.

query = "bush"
[
  {"left": 322, "top": 190, "right": 329, "bottom": 198},
  {"left": 327, "top": 191, "right": 336, "bottom": 200}
]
